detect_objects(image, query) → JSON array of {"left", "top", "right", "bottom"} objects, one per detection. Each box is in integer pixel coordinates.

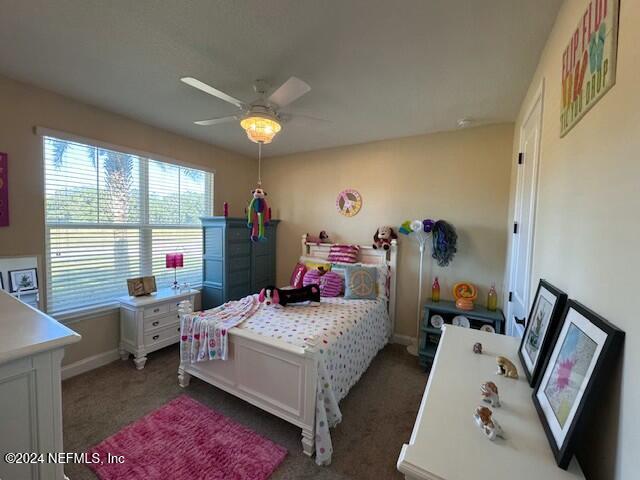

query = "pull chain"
[{"left": 258, "top": 141, "right": 262, "bottom": 187}]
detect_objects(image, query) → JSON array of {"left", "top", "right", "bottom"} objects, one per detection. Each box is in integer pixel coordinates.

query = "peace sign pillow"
[{"left": 344, "top": 265, "right": 378, "bottom": 300}]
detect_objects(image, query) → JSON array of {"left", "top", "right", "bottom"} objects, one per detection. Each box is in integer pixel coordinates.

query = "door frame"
[{"left": 505, "top": 79, "right": 545, "bottom": 337}]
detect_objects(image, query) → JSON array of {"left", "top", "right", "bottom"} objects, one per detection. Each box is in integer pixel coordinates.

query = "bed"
[{"left": 177, "top": 234, "right": 398, "bottom": 464}]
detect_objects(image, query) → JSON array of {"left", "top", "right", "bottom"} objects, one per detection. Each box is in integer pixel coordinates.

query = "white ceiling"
[{"left": 0, "top": 0, "right": 562, "bottom": 158}]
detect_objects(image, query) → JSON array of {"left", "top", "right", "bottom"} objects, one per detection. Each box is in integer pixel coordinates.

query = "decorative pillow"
[
  {"left": 344, "top": 265, "right": 378, "bottom": 300},
  {"left": 327, "top": 244, "right": 360, "bottom": 264},
  {"left": 301, "top": 256, "right": 332, "bottom": 274},
  {"left": 303, "top": 270, "right": 343, "bottom": 297},
  {"left": 290, "top": 262, "right": 307, "bottom": 289},
  {"left": 332, "top": 263, "right": 389, "bottom": 299},
  {"left": 302, "top": 269, "right": 322, "bottom": 287},
  {"left": 320, "top": 271, "right": 343, "bottom": 297},
  {"left": 330, "top": 264, "right": 347, "bottom": 279}
]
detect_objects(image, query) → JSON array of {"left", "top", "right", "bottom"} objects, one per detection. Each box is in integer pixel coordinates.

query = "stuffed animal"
[
  {"left": 258, "top": 285, "right": 321, "bottom": 307},
  {"left": 247, "top": 187, "right": 271, "bottom": 242},
  {"left": 306, "top": 231, "right": 330, "bottom": 244},
  {"left": 373, "top": 226, "right": 398, "bottom": 250}
]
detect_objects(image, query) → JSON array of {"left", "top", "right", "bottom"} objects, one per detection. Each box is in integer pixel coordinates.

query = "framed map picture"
[
  {"left": 533, "top": 300, "right": 624, "bottom": 469},
  {"left": 518, "top": 280, "right": 567, "bottom": 386},
  {"left": 560, "top": 0, "right": 620, "bottom": 136}
]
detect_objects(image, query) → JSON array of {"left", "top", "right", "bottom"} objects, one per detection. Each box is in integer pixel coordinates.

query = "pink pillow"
[
  {"left": 290, "top": 263, "right": 307, "bottom": 288},
  {"left": 327, "top": 244, "right": 360, "bottom": 263},
  {"left": 320, "top": 271, "right": 343, "bottom": 297},
  {"left": 303, "top": 270, "right": 343, "bottom": 297},
  {"left": 303, "top": 269, "right": 322, "bottom": 287}
]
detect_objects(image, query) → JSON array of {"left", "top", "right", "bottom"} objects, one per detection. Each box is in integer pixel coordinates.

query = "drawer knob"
[
  {"left": 152, "top": 321, "right": 159, "bottom": 326},
  {"left": 153, "top": 308, "right": 160, "bottom": 313},
  {"left": 514, "top": 316, "right": 526, "bottom": 326},
  {"left": 152, "top": 335, "right": 160, "bottom": 341}
]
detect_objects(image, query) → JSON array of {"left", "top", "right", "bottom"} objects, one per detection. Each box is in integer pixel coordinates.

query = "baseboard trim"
[
  {"left": 62, "top": 349, "right": 120, "bottom": 380},
  {"left": 391, "top": 334, "right": 415, "bottom": 346}
]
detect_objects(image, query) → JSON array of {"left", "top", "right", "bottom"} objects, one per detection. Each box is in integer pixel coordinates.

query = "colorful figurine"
[
  {"left": 473, "top": 406, "right": 505, "bottom": 441},
  {"left": 247, "top": 187, "right": 271, "bottom": 242},
  {"left": 481, "top": 381, "right": 501, "bottom": 407},
  {"left": 496, "top": 356, "right": 519, "bottom": 379},
  {"left": 473, "top": 342, "right": 483, "bottom": 354}
]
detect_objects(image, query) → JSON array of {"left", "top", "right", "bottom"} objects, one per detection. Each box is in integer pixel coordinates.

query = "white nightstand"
[{"left": 118, "top": 289, "right": 197, "bottom": 369}]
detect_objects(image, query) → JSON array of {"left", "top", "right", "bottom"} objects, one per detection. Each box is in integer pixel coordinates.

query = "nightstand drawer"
[
  {"left": 144, "top": 303, "right": 170, "bottom": 317},
  {"left": 144, "top": 323, "right": 181, "bottom": 347},
  {"left": 144, "top": 312, "right": 181, "bottom": 332}
]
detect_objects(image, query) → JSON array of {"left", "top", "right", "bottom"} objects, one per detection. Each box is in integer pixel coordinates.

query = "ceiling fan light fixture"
[{"left": 240, "top": 114, "right": 282, "bottom": 144}]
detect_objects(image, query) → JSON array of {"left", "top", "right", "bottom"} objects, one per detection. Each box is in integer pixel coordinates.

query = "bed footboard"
[{"left": 178, "top": 301, "right": 318, "bottom": 456}]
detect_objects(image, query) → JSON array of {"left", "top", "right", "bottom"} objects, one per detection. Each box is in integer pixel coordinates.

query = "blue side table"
[{"left": 419, "top": 299, "right": 505, "bottom": 369}]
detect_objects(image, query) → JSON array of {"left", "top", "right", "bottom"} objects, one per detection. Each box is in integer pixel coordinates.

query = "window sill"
[{"left": 52, "top": 303, "right": 120, "bottom": 325}]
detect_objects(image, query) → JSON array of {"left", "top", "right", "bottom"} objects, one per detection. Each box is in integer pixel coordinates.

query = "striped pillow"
[
  {"left": 303, "top": 269, "right": 322, "bottom": 287},
  {"left": 320, "top": 271, "right": 343, "bottom": 297},
  {"left": 327, "top": 244, "right": 360, "bottom": 263},
  {"left": 302, "top": 269, "right": 343, "bottom": 297}
]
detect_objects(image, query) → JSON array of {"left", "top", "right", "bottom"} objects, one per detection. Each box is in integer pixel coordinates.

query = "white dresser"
[
  {"left": 0, "top": 290, "right": 81, "bottom": 480},
  {"left": 118, "top": 289, "right": 197, "bottom": 369},
  {"left": 397, "top": 325, "right": 585, "bottom": 480}
]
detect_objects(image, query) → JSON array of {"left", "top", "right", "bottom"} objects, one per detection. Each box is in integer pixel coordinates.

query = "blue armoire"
[{"left": 201, "top": 217, "right": 279, "bottom": 310}]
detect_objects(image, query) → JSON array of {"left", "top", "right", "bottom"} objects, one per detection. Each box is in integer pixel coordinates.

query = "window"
[{"left": 44, "top": 135, "right": 213, "bottom": 314}]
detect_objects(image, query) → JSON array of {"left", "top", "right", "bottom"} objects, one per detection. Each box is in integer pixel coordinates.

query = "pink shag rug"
[{"left": 86, "top": 395, "right": 287, "bottom": 480}]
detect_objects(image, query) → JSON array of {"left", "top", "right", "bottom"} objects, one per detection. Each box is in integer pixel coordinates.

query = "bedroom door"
[{"left": 506, "top": 81, "right": 544, "bottom": 337}]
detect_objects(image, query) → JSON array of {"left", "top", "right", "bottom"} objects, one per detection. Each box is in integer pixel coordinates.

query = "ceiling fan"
[{"left": 181, "top": 76, "right": 321, "bottom": 144}]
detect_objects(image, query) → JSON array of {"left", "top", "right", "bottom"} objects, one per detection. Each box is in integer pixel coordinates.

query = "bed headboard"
[{"left": 301, "top": 234, "right": 399, "bottom": 335}]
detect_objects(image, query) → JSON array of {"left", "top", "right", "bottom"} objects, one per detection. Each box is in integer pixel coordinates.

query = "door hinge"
[
  {"left": 513, "top": 222, "right": 519, "bottom": 234},
  {"left": 508, "top": 291, "right": 513, "bottom": 302},
  {"left": 518, "top": 152, "right": 524, "bottom": 165}
]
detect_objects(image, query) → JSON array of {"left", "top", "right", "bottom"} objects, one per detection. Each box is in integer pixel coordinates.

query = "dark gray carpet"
[{"left": 62, "top": 343, "right": 427, "bottom": 479}]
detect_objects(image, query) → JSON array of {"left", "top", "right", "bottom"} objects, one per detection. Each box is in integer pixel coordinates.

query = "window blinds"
[{"left": 44, "top": 136, "right": 212, "bottom": 313}]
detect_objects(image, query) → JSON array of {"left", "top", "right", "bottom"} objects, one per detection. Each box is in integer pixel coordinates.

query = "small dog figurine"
[
  {"left": 481, "top": 381, "right": 500, "bottom": 407},
  {"left": 259, "top": 285, "right": 321, "bottom": 307},
  {"left": 473, "top": 406, "right": 504, "bottom": 441},
  {"left": 496, "top": 356, "right": 519, "bottom": 379}
]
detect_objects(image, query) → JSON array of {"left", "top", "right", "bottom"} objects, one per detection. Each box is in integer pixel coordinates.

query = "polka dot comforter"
[{"left": 238, "top": 296, "right": 391, "bottom": 465}]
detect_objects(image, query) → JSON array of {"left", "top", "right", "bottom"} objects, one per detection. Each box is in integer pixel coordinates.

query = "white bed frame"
[{"left": 177, "top": 234, "right": 398, "bottom": 456}]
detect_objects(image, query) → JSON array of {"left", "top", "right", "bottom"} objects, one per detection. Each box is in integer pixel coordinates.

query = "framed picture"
[
  {"left": 8, "top": 268, "right": 38, "bottom": 293},
  {"left": 533, "top": 300, "right": 624, "bottom": 469},
  {"left": 518, "top": 279, "right": 567, "bottom": 386},
  {"left": 127, "top": 276, "right": 157, "bottom": 297}
]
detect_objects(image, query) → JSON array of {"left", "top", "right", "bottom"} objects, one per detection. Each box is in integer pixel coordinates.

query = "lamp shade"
[
  {"left": 166, "top": 253, "right": 184, "bottom": 269},
  {"left": 240, "top": 114, "right": 282, "bottom": 144}
]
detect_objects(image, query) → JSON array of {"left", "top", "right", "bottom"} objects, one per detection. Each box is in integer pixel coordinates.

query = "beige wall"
[
  {"left": 0, "top": 74, "right": 255, "bottom": 366},
  {"left": 509, "top": 0, "right": 639, "bottom": 478},
  {"left": 263, "top": 124, "right": 514, "bottom": 337}
]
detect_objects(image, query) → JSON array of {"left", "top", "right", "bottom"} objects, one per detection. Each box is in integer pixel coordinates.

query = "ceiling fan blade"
[
  {"left": 181, "top": 77, "right": 245, "bottom": 109},
  {"left": 280, "top": 112, "right": 331, "bottom": 124},
  {"left": 194, "top": 115, "right": 239, "bottom": 126},
  {"left": 268, "top": 77, "right": 311, "bottom": 108}
]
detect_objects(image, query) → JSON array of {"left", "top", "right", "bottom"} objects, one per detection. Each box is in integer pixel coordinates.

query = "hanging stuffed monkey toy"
[{"left": 247, "top": 187, "right": 271, "bottom": 242}]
